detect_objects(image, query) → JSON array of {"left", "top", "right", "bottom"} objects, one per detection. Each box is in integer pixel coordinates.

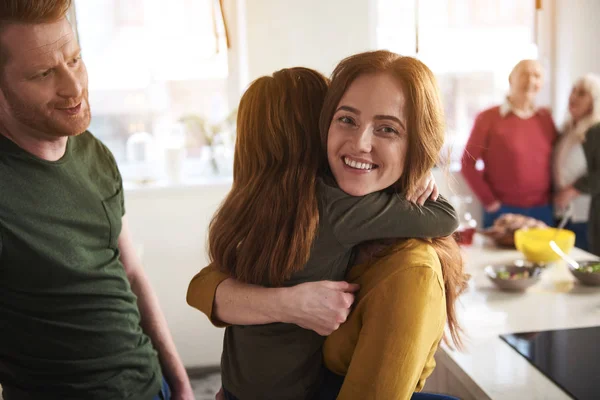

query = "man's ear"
[
  {"left": 0, "top": 78, "right": 12, "bottom": 117},
  {"left": 0, "top": 78, "right": 7, "bottom": 104}
]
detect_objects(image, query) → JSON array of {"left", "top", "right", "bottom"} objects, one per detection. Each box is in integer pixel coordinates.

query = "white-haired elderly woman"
[{"left": 554, "top": 73, "right": 600, "bottom": 255}]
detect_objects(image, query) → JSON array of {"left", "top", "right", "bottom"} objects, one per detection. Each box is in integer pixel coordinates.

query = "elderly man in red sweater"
[{"left": 462, "top": 59, "right": 557, "bottom": 228}]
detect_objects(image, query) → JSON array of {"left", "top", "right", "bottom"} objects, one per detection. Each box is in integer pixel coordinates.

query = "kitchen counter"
[{"left": 425, "top": 236, "right": 600, "bottom": 399}]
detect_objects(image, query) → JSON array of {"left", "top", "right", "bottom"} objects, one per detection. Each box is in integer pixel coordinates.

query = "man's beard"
[{"left": 3, "top": 86, "right": 91, "bottom": 138}]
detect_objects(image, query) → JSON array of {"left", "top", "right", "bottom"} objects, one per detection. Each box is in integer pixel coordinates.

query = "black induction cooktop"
[{"left": 500, "top": 326, "right": 600, "bottom": 400}]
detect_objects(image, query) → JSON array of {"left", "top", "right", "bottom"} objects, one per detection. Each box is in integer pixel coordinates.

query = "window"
[
  {"left": 378, "top": 0, "right": 540, "bottom": 167},
  {"left": 74, "top": 0, "right": 234, "bottom": 184}
]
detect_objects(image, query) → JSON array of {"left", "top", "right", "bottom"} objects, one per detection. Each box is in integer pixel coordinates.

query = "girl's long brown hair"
[
  {"left": 208, "top": 67, "right": 328, "bottom": 286},
  {"left": 320, "top": 51, "right": 469, "bottom": 348}
]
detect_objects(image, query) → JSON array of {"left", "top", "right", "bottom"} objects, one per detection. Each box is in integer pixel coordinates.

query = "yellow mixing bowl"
[{"left": 514, "top": 228, "right": 576, "bottom": 263}]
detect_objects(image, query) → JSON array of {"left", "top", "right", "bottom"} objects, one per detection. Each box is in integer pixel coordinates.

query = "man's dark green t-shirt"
[{"left": 0, "top": 132, "right": 162, "bottom": 399}]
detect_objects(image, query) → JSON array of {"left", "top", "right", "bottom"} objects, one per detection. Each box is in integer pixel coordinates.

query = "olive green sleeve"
[
  {"left": 321, "top": 180, "right": 459, "bottom": 247},
  {"left": 573, "top": 172, "right": 600, "bottom": 196}
]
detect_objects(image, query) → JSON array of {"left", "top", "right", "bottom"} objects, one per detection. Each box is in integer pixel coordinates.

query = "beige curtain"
[{"left": 214, "top": 0, "right": 231, "bottom": 51}]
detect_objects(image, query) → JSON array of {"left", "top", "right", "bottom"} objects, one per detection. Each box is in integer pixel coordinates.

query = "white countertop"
[{"left": 439, "top": 235, "right": 600, "bottom": 399}]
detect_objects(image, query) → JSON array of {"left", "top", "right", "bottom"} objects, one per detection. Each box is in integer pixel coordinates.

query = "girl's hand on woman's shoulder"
[{"left": 407, "top": 171, "right": 439, "bottom": 205}]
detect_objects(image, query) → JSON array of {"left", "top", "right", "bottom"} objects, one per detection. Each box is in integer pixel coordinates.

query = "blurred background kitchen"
[{"left": 65, "top": 1, "right": 599, "bottom": 399}]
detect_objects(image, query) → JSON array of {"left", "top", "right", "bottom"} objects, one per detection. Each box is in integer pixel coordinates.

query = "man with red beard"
[{"left": 0, "top": 1, "right": 193, "bottom": 399}]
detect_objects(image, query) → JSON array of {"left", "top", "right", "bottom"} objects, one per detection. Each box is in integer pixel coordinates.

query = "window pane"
[
  {"left": 378, "top": 0, "right": 538, "bottom": 166},
  {"left": 75, "top": 0, "right": 232, "bottom": 184}
]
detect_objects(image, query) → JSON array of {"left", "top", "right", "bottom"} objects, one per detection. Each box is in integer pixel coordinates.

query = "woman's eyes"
[
  {"left": 379, "top": 126, "right": 399, "bottom": 135},
  {"left": 336, "top": 116, "right": 400, "bottom": 136},
  {"left": 338, "top": 116, "right": 356, "bottom": 125}
]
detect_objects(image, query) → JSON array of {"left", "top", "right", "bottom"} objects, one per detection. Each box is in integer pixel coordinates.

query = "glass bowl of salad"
[
  {"left": 485, "top": 262, "right": 544, "bottom": 291},
  {"left": 568, "top": 261, "right": 600, "bottom": 286}
]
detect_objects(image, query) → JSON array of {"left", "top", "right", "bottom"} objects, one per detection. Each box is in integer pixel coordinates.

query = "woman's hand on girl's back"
[{"left": 280, "top": 281, "right": 360, "bottom": 336}]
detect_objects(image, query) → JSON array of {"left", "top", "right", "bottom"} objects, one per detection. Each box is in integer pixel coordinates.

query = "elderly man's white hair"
[
  {"left": 563, "top": 73, "right": 600, "bottom": 141},
  {"left": 508, "top": 59, "right": 543, "bottom": 84}
]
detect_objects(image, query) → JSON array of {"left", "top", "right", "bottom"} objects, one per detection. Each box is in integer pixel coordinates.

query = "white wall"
[
  {"left": 224, "top": 0, "right": 248, "bottom": 111},
  {"left": 552, "top": 0, "right": 600, "bottom": 122},
  {"left": 125, "top": 184, "right": 231, "bottom": 367},
  {"left": 243, "top": 0, "right": 375, "bottom": 83}
]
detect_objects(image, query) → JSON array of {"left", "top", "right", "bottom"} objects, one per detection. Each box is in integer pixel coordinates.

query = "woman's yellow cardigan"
[
  {"left": 323, "top": 239, "right": 446, "bottom": 399},
  {"left": 187, "top": 238, "right": 446, "bottom": 400}
]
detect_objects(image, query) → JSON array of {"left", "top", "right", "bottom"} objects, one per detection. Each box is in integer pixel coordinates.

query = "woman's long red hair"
[{"left": 320, "top": 51, "right": 469, "bottom": 348}]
